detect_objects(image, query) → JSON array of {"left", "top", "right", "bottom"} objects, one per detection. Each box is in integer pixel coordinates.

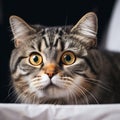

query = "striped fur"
[{"left": 9, "top": 12, "right": 120, "bottom": 104}]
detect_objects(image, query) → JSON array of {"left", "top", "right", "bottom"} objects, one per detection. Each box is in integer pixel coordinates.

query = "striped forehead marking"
[{"left": 40, "top": 28, "right": 64, "bottom": 50}]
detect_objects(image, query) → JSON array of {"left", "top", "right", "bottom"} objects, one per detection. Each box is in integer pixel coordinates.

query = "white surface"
[
  {"left": 104, "top": 0, "right": 120, "bottom": 51},
  {"left": 0, "top": 104, "right": 120, "bottom": 120}
]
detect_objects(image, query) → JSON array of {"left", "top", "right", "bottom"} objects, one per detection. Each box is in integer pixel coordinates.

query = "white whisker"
[
  {"left": 85, "top": 78, "right": 112, "bottom": 92},
  {"left": 80, "top": 86, "right": 99, "bottom": 104},
  {"left": 72, "top": 84, "right": 89, "bottom": 104}
]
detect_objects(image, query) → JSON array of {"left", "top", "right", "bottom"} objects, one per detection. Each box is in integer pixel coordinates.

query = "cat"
[{"left": 9, "top": 12, "right": 120, "bottom": 104}]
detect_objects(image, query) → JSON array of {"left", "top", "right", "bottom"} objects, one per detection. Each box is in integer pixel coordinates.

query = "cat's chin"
[
  {"left": 44, "top": 83, "right": 58, "bottom": 89},
  {"left": 43, "top": 83, "right": 66, "bottom": 99},
  {"left": 43, "top": 85, "right": 69, "bottom": 99}
]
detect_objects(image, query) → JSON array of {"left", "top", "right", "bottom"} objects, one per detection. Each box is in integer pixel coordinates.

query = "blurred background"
[{"left": 0, "top": 0, "right": 116, "bottom": 103}]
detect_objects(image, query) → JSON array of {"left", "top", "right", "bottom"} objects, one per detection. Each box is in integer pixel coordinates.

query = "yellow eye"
[
  {"left": 61, "top": 51, "right": 76, "bottom": 65},
  {"left": 29, "top": 53, "right": 43, "bottom": 66}
]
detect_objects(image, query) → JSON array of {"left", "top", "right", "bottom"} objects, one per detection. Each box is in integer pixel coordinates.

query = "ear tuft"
[
  {"left": 70, "top": 12, "right": 98, "bottom": 49},
  {"left": 9, "top": 15, "right": 35, "bottom": 47},
  {"left": 71, "top": 12, "right": 98, "bottom": 38}
]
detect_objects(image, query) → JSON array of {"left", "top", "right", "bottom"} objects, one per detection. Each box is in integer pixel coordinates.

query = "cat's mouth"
[
  {"left": 42, "top": 79, "right": 67, "bottom": 99},
  {"left": 44, "top": 81, "right": 59, "bottom": 90}
]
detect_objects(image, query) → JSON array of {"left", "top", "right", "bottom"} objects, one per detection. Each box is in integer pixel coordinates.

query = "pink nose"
[
  {"left": 44, "top": 63, "right": 58, "bottom": 79},
  {"left": 45, "top": 70, "right": 55, "bottom": 78}
]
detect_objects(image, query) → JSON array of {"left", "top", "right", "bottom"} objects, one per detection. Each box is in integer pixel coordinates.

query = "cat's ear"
[
  {"left": 71, "top": 12, "right": 98, "bottom": 49},
  {"left": 9, "top": 15, "right": 36, "bottom": 47}
]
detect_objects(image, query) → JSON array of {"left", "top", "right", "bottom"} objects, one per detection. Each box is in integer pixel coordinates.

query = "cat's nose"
[
  {"left": 44, "top": 63, "right": 58, "bottom": 79},
  {"left": 46, "top": 70, "right": 55, "bottom": 79}
]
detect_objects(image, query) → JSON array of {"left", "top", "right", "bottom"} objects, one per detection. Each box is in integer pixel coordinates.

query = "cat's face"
[{"left": 9, "top": 12, "right": 98, "bottom": 104}]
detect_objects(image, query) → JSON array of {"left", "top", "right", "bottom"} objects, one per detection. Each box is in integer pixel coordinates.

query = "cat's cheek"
[
  {"left": 22, "top": 74, "right": 50, "bottom": 98},
  {"left": 51, "top": 75, "right": 66, "bottom": 88},
  {"left": 40, "top": 74, "right": 51, "bottom": 88},
  {"left": 29, "top": 74, "right": 50, "bottom": 90},
  {"left": 73, "top": 76, "right": 85, "bottom": 84},
  {"left": 11, "top": 67, "right": 29, "bottom": 80},
  {"left": 74, "top": 76, "right": 94, "bottom": 92}
]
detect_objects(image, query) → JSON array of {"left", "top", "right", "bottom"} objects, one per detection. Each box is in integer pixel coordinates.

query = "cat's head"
[{"left": 9, "top": 12, "right": 98, "bottom": 104}]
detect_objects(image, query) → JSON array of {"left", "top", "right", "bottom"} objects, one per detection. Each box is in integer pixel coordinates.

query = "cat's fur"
[{"left": 9, "top": 12, "right": 120, "bottom": 104}]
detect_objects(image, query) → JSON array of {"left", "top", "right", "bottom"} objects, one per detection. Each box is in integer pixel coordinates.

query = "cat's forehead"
[
  {"left": 33, "top": 26, "right": 84, "bottom": 51},
  {"left": 41, "top": 27, "right": 65, "bottom": 36}
]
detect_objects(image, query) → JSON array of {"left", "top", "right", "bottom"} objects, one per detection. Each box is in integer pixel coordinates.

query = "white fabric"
[
  {"left": 104, "top": 0, "right": 120, "bottom": 52},
  {"left": 0, "top": 104, "right": 120, "bottom": 120}
]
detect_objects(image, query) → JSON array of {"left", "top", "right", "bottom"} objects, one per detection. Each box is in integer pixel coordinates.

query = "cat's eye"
[
  {"left": 29, "top": 53, "right": 43, "bottom": 66},
  {"left": 61, "top": 51, "right": 76, "bottom": 65}
]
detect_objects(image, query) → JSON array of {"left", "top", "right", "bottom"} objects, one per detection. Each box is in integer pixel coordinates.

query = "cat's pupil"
[
  {"left": 33, "top": 56, "right": 39, "bottom": 62},
  {"left": 64, "top": 55, "right": 71, "bottom": 62}
]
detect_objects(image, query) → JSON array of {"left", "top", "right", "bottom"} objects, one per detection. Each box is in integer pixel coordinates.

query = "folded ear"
[
  {"left": 71, "top": 12, "right": 98, "bottom": 48},
  {"left": 9, "top": 15, "right": 36, "bottom": 47}
]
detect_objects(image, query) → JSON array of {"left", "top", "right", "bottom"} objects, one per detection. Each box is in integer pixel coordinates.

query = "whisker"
[
  {"left": 64, "top": 15, "right": 68, "bottom": 30},
  {"left": 73, "top": 85, "right": 89, "bottom": 104},
  {"left": 32, "top": 95, "right": 35, "bottom": 104},
  {"left": 4, "top": 86, "right": 17, "bottom": 103},
  {"left": 15, "top": 88, "right": 29, "bottom": 103},
  {"left": 69, "top": 88, "right": 78, "bottom": 104},
  {"left": 62, "top": 76, "right": 90, "bottom": 104},
  {"left": 67, "top": 81, "right": 89, "bottom": 104},
  {"left": 85, "top": 78, "right": 112, "bottom": 92},
  {"left": 80, "top": 86, "right": 99, "bottom": 104},
  {"left": 15, "top": 93, "right": 22, "bottom": 103},
  {"left": 5, "top": 86, "right": 14, "bottom": 99}
]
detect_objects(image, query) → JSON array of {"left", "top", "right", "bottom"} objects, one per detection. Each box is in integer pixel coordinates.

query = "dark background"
[{"left": 0, "top": 0, "right": 116, "bottom": 103}]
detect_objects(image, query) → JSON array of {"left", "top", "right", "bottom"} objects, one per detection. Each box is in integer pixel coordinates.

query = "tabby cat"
[{"left": 9, "top": 12, "right": 120, "bottom": 104}]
